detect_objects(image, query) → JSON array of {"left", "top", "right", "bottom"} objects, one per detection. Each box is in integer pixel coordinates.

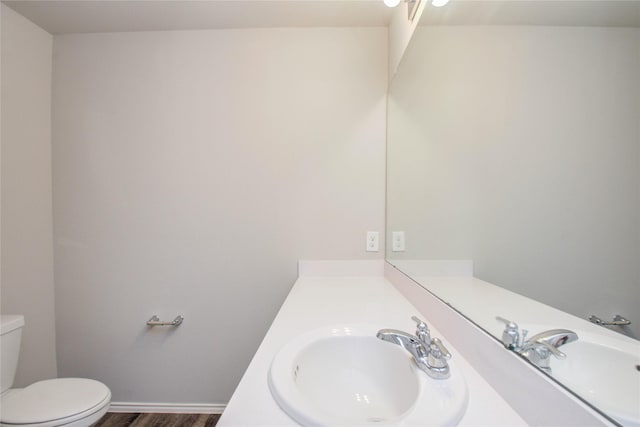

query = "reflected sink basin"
[
  {"left": 519, "top": 324, "right": 640, "bottom": 427},
  {"left": 268, "top": 325, "right": 468, "bottom": 426},
  {"left": 551, "top": 338, "right": 640, "bottom": 427}
]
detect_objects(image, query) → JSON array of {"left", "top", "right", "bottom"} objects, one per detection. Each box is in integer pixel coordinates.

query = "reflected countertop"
[{"left": 389, "top": 259, "right": 640, "bottom": 427}]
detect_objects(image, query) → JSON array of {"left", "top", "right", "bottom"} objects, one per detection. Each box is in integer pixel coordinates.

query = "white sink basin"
[
  {"left": 551, "top": 338, "right": 640, "bottom": 427},
  {"left": 268, "top": 325, "right": 468, "bottom": 426},
  {"left": 516, "top": 324, "right": 640, "bottom": 427}
]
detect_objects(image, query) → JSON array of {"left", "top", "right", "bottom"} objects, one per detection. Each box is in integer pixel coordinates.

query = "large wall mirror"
[{"left": 386, "top": 1, "right": 640, "bottom": 425}]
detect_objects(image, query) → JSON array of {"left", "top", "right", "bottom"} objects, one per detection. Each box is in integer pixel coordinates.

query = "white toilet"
[{"left": 0, "top": 315, "right": 111, "bottom": 427}]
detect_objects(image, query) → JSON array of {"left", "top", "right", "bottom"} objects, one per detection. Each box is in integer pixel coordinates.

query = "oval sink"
[
  {"left": 552, "top": 339, "right": 640, "bottom": 427},
  {"left": 268, "top": 325, "right": 468, "bottom": 426},
  {"left": 517, "top": 324, "right": 640, "bottom": 427}
]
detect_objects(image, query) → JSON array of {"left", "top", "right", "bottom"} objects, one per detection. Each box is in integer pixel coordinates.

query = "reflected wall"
[{"left": 387, "top": 25, "right": 640, "bottom": 338}]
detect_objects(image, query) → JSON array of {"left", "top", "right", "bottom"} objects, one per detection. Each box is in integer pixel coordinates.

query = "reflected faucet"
[
  {"left": 377, "top": 316, "right": 451, "bottom": 379},
  {"left": 496, "top": 317, "right": 578, "bottom": 373}
]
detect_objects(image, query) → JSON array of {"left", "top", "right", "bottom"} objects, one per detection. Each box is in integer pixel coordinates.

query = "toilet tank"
[{"left": 1, "top": 315, "right": 24, "bottom": 393}]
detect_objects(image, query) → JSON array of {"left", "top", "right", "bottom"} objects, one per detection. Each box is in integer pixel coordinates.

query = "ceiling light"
[
  {"left": 431, "top": 0, "right": 450, "bottom": 7},
  {"left": 384, "top": 0, "right": 402, "bottom": 7}
]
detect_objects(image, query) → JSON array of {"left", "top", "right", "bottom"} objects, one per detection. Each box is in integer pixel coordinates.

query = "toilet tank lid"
[{"left": 1, "top": 315, "right": 25, "bottom": 335}]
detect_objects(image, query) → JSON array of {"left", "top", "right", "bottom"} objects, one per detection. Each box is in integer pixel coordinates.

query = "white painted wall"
[
  {"left": 52, "top": 27, "right": 387, "bottom": 404},
  {"left": 1, "top": 4, "right": 57, "bottom": 386},
  {"left": 387, "top": 26, "right": 640, "bottom": 337},
  {"left": 387, "top": 0, "right": 426, "bottom": 79}
]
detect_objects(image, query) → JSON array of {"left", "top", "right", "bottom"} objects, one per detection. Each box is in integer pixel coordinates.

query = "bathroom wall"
[
  {"left": 1, "top": 4, "right": 57, "bottom": 386},
  {"left": 387, "top": 26, "right": 640, "bottom": 336},
  {"left": 387, "top": 0, "right": 426, "bottom": 78},
  {"left": 52, "top": 27, "right": 387, "bottom": 406}
]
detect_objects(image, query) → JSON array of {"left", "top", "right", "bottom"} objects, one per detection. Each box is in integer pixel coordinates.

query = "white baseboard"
[{"left": 109, "top": 402, "right": 226, "bottom": 414}]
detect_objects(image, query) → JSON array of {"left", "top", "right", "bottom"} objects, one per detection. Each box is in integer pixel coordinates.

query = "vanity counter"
[{"left": 217, "top": 262, "right": 527, "bottom": 426}]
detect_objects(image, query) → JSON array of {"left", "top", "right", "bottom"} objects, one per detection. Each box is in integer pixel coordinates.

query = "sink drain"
[{"left": 366, "top": 418, "right": 387, "bottom": 423}]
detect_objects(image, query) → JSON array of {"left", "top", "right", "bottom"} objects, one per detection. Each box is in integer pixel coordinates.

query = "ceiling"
[
  {"left": 420, "top": 0, "right": 640, "bottom": 27},
  {"left": 2, "top": 0, "right": 394, "bottom": 34},
  {"left": 4, "top": 0, "right": 639, "bottom": 35}
]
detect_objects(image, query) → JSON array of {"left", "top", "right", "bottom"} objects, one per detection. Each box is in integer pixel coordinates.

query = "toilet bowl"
[
  {"left": 1, "top": 316, "right": 111, "bottom": 427},
  {"left": 0, "top": 378, "right": 111, "bottom": 427}
]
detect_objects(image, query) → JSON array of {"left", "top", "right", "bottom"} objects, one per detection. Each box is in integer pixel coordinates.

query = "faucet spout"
[
  {"left": 376, "top": 317, "right": 451, "bottom": 380},
  {"left": 527, "top": 329, "right": 578, "bottom": 351},
  {"left": 520, "top": 329, "right": 579, "bottom": 372},
  {"left": 496, "top": 317, "right": 579, "bottom": 374},
  {"left": 376, "top": 329, "right": 420, "bottom": 349},
  {"left": 376, "top": 329, "right": 427, "bottom": 361}
]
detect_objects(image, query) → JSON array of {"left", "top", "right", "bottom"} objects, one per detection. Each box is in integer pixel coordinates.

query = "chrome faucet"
[
  {"left": 377, "top": 316, "right": 451, "bottom": 379},
  {"left": 496, "top": 316, "right": 578, "bottom": 373}
]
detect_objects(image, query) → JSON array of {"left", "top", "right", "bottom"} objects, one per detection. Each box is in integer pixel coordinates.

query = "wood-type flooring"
[{"left": 94, "top": 412, "right": 220, "bottom": 427}]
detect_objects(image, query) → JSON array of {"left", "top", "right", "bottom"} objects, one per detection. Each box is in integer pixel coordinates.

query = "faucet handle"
[
  {"left": 411, "top": 316, "right": 428, "bottom": 330},
  {"left": 496, "top": 316, "right": 521, "bottom": 349},
  {"left": 523, "top": 340, "right": 567, "bottom": 368},
  {"left": 411, "top": 316, "right": 431, "bottom": 346},
  {"left": 428, "top": 338, "right": 451, "bottom": 371},
  {"left": 496, "top": 316, "right": 518, "bottom": 330},
  {"left": 537, "top": 341, "right": 566, "bottom": 359},
  {"left": 430, "top": 338, "right": 451, "bottom": 360},
  {"left": 520, "top": 329, "right": 529, "bottom": 348}
]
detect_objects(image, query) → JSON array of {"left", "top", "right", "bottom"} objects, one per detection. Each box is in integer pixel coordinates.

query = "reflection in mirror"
[{"left": 386, "top": 1, "right": 640, "bottom": 426}]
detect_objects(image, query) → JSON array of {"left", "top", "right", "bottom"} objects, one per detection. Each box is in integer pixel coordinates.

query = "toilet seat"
[{"left": 0, "top": 378, "right": 111, "bottom": 427}]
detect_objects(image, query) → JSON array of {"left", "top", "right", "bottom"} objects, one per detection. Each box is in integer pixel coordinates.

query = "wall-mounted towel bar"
[
  {"left": 588, "top": 314, "right": 630, "bottom": 326},
  {"left": 147, "top": 315, "right": 184, "bottom": 326}
]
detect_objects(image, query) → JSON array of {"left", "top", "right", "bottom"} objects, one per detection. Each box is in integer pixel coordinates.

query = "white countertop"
[{"left": 217, "top": 271, "right": 527, "bottom": 426}]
